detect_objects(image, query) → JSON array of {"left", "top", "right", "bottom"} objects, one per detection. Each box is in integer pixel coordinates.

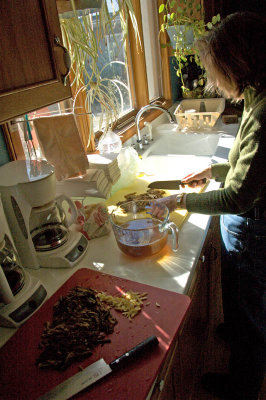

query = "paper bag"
[{"left": 33, "top": 114, "right": 89, "bottom": 180}]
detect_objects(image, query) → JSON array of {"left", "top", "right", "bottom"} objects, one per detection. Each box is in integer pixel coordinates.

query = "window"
[
  {"left": 3, "top": 0, "right": 173, "bottom": 160},
  {"left": 60, "top": 1, "right": 134, "bottom": 133},
  {"left": 141, "top": 0, "right": 163, "bottom": 102}
]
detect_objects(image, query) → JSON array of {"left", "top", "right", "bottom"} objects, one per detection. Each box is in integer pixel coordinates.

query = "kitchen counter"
[{"left": 0, "top": 119, "right": 238, "bottom": 350}]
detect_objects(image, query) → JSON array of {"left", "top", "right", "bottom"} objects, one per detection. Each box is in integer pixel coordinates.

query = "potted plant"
[{"left": 159, "top": 0, "right": 220, "bottom": 98}]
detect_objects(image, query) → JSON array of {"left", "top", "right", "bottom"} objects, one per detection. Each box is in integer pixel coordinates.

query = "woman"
[{"left": 153, "top": 12, "right": 266, "bottom": 400}]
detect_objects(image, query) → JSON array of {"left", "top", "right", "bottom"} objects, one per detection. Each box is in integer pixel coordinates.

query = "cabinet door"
[
  {"left": 0, "top": 0, "right": 71, "bottom": 124},
  {"left": 150, "top": 338, "right": 180, "bottom": 400}
]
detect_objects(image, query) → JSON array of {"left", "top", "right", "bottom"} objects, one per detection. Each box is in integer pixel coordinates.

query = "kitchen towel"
[
  {"left": 72, "top": 200, "right": 111, "bottom": 240},
  {"left": 33, "top": 114, "right": 89, "bottom": 180}
]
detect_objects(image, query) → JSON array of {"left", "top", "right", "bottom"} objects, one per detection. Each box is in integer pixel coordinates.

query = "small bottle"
[
  {"left": 98, "top": 130, "right": 122, "bottom": 154},
  {"left": 199, "top": 101, "right": 206, "bottom": 112}
]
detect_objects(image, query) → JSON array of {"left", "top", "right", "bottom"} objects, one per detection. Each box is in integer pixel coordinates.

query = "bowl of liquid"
[{"left": 110, "top": 200, "right": 178, "bottom": 257}]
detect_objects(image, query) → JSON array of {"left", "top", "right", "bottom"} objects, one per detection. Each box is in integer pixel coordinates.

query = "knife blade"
[
  {"left": 148, "top": 178, "right": 207, "bottom": 190},
  {"left": 148, "top": 180, "right": 183, "bottom": 189},
  {"left": 37, "top": 335, "right": 159, "bottom": 400}
]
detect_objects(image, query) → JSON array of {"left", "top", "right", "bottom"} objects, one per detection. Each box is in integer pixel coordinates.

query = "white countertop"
[{"left": 0, "top": 119, "right": 238, "bottom": 348}]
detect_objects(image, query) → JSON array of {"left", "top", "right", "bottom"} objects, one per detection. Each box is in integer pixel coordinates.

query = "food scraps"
[
  {"left": 36, "top": 286, "right": 117, "bottom": 370},
  {"left": 97, "top": 290, "right": 148, "bottom": 320},
  {"left": 116, "top": 189, "right": 166, "bottom": 212},
  {"left": 36, "top": 286, "right": 150, "bottom": 370}
]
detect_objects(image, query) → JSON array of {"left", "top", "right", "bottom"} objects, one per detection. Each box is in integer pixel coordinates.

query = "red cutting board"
[{"left": 0, "top": 268, "right": 190, "bottom": 400}]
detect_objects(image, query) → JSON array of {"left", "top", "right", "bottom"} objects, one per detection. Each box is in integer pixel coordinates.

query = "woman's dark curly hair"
[{"left": 196, "top": 12, "right": 266, "bottom": 98}]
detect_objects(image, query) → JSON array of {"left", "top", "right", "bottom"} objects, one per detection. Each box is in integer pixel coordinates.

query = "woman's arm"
[
  {"left": 153, "top": 93, "right": 266, "bottom": 216},
  {"left": 185, "top": 102, "right": 266, "bottom": 215},
  {"left": 151, "top": 163, "right": 229, "bottom": 214}
]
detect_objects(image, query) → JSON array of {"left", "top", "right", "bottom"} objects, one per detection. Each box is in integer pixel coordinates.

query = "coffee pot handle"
[
  {"left": 0, "top": 266, "right": 14, "bottom": 304},
  {"left": 166, "top": 222, "right": 179, "bottom": 252},
  {"left": 55, "top": 194, "right": 78, "bottom": 227}
]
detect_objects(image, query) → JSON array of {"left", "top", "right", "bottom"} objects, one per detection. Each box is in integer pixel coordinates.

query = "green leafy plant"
[
  {"left": 59, "top": 0, "right": 140, "bottom": 143},
  {"left": 159, "top": 0, "right": 220, "bottom": 98}
]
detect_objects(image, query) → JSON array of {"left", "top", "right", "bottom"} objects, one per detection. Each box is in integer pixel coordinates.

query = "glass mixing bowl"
[{"left": 110, "top": 200, "right": 178, "bottom": 257}]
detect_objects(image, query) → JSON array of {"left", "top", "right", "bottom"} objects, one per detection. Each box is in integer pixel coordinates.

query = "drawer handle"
[
  {"left": 159, "top": 379, "right": 165, "bottom": 392},
  {"left": 200, "top": 255, "right": 206, "bottom": 263},
  {"left": 54, "top": 35, "right": 71, "bottom": 85}
]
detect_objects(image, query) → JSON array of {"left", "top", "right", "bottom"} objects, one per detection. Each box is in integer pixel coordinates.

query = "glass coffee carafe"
[
  {"left": 0, "top": 235, "right": 25, "bottom": 298},
  {"left": 29, "top": 195, "right": 78, "bottom": 252}
]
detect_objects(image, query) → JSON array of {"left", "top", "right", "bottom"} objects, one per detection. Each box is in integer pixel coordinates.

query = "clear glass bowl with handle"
[{"left": 110, "top": 200, "right": 178, "bottom": 257}]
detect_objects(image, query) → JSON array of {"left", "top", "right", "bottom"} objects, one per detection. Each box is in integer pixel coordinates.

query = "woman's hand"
[
  {"left": 151, "top": 195, "right": 179, "bottom": 213},
  {"left": 151, "top": 194, "right": 186, "bottom": 218},
  {"left": 151, "top": 167, "right": 212, "bottom": 217},
  {"left": 181, "top": 166, "right": 212, "bottom": 188}
]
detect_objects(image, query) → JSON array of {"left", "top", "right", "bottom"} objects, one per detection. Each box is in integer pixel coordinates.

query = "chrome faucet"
[{"left": 135, "top": 105, "right": 175, "bottom": 150}]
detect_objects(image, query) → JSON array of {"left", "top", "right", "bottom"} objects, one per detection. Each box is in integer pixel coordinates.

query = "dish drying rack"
[{"left": 174, "top": 98, "right": 225, "bottom": 130}]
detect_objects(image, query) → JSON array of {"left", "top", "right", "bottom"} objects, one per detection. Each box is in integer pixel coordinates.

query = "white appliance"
[
  {"left": 0, "top": 160, "right": 89, "bottom": 269},
  {"left": 0, "top": 194, "right": 47, "bottom": 328}
]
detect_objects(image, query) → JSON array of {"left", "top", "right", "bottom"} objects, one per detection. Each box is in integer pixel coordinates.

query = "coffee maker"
[
  {"left": 0, "top": 160, "right": 88, "bottom": 269},
  {"left": 0, "top": 194, "right": 47, "bottom": 328}
]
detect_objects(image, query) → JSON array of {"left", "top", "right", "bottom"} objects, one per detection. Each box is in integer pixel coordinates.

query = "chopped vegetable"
[
  {"left": 36, "top": 287, "right": 117, "bottom": 370},
  {"left": 97, "top": 290, "right": 148, "bottom": 320}
]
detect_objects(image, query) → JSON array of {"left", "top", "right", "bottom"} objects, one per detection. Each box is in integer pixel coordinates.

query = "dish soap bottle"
[{"left": 98, "top": 129, "right": 122, "bottom": 154}]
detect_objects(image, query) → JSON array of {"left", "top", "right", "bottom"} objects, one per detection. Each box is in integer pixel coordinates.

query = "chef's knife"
[
  {"left": 37, "top": 335, "right": 159, "bottom": 400},
  {"left": 148, "top": 178, "right": 206, "bottom": 190}
]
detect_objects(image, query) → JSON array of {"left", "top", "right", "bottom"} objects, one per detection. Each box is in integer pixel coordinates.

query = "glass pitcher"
[
  {"left": 0, "top": 235, "right": 25, "bottom": 299},
  {"left": 29, "top": 194, "right": 78, "bottom": 252},
  {"left": 110, "top": 200, "right": 178, "bottom": 257}
]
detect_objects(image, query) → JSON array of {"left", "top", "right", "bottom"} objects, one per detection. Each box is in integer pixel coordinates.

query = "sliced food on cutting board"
[
  {"left": 36, "top": 286, "right": 117, "bottom": 370},
  {"left": 36, "top": 285, "right": 149, "bottom": 371},
  {"left": 116, "top": 188, "right": 166, "bottom": 211}
]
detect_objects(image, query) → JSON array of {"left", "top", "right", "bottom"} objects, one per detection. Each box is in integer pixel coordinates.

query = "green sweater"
[{"left": 186, "top": 87, "right": 266, "bottom": 215}]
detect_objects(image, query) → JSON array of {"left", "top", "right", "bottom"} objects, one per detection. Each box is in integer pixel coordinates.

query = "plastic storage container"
[
  {"left": 98, "top": 130, "right": 122, "bottom": 154},
  {"left": 174, "top": 98, "right": 225, "bottom": 129}
]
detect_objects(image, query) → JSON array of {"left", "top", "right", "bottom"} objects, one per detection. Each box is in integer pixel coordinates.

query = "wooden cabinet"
[
  {"left": 0, "top": 0, "right": 72, "bottom": 124},
  {"left": 150, "top": 217, "right": 222, "bottom": 400}
]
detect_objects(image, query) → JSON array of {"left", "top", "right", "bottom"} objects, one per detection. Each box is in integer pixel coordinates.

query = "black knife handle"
[{"left": 109, "top": 335, "right": 159, "bottom": 371}]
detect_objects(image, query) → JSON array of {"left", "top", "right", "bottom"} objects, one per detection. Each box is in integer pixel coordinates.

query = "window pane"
[
  {"left": 60, "top": 1, "right": 133, "bottom": 133},
  {"left": 140, "top": 0, "right": 163, "bottom": 101},
  {"left": 88, "top": 29, "right": 133, "bottom": 132}
]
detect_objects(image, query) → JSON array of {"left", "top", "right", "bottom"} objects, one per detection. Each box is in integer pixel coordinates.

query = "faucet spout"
[{"left": 135, "top": 105, "right": 175, "bottom": 150}]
